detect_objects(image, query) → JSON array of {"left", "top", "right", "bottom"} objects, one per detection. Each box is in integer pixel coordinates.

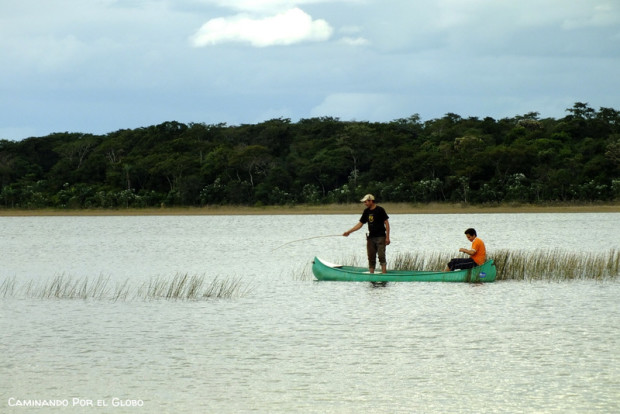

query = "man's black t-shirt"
[{"left": 359, "top": 206, "right": 389, "bottom": 238}]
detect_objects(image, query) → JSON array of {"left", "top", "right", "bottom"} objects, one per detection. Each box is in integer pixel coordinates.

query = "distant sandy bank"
[{"left": 1, "top": 203, "right": 619, "bottom": 216}]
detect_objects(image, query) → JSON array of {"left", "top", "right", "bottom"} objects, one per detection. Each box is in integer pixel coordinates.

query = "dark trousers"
[
  {"left": 366, "top": 236, "right": 387, "bottom": 269},
  {"left": 447, "top": 258, "right": 476, "bottom": 271}
]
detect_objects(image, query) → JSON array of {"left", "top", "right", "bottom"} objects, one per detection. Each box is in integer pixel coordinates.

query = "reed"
[
  {"left": 28, "top": 274, "right": 113, "bottom": 300},
  {"left": 138, "top": 274, "right": 250, "bottom": 300},
  {"left": 0, "top": 276, "right": 17, "bottom": 297},
  {"left": 389, "top": 249, "right": 620, "bottom": 281},
  {"left": 391, "top": 252, "right": 452, "bottom": 272},
  {"left": 492, "top": 248, "right": 620, "bottom": 281},
  {"left": 112, "top": 279, "right": 131, "bottom": 302},
  {"left": 291, "top": 264, "right": 314, "bottom": 281},
  {"left": 1, "top": 273, "right": 250, "bottom": 301}
]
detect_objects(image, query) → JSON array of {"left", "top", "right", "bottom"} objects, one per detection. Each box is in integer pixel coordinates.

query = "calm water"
[{"left": 1, "top": 213, "right": 619, "bottom": 413}]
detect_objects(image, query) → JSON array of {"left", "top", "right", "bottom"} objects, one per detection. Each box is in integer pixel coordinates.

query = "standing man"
[
  {"left": 445, "top": 228, "right": 487, "bottom": 271},
  {"left": 343, "top": 194, "right": 391, "bottom": 273}
]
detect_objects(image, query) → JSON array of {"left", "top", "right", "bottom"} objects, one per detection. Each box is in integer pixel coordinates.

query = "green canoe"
[{"left": 312, "top": 256, "right": 497, "bottom": 283}]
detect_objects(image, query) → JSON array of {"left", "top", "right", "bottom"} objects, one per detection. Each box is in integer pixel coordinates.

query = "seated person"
[{"left": 445, "top": 228, "right": 486, "bottom": 271}]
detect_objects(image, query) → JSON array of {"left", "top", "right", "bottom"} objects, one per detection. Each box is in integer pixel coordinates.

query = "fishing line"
[{"left": 271, "top": 234, "right": 343, "bottom": 251}]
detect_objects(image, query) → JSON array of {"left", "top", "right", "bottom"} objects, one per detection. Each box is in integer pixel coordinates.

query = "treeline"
[{"left": 1, "top": 102, "right": 619, "bottom": 209}]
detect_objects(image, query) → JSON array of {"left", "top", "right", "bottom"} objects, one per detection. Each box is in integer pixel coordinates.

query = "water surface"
[{"left": 1, "top": 213, "right": 619, "bottom": 413}]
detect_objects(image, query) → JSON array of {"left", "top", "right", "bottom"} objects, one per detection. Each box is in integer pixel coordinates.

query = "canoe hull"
[{"left": 312, "top": 257, "right": 496, "bottom": 283}]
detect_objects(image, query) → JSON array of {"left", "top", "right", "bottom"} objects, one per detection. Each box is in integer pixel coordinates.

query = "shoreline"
[{"left": 1, "top": 202, "right": 619, "bottom": 216}]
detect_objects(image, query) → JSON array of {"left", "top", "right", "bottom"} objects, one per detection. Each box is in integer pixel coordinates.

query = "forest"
[{"left": 1, "top": 102, "right": 619, "bottom": 209}]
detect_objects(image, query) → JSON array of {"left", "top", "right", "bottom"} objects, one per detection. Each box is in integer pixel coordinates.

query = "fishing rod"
[{"left": 271, "top": 234, "right": 343, "bottom": 251}]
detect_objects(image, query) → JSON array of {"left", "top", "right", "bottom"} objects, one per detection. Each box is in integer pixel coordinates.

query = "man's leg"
[
  {"left": 376, "top": 237, "right": 387, "bottom": 273},
  {"left": 449, "top": 258, "right": 476, "bottom": 270},
  {"left": 366, "top": 236, "right": 377, "bottom": 273}
]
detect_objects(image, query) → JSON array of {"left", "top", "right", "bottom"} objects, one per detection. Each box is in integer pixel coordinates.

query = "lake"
[{"left": 1, "top": 213, "right": 619, "bottom": 413}]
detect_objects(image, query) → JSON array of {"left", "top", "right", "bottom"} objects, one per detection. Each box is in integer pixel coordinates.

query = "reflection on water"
[{"left": 1, "top": 214, "right": 619, "bottom": 413}]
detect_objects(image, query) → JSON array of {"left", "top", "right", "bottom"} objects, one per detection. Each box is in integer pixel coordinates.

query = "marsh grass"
[
  {"left": 1, "top": 273, "right": 250, "bottom": 301},
  {"left": 22, "top": 274, "right": 113, "bottom": 300},
  {"left": 491, "top": 248, "right": 620, "bottom": 281},
  {"left": 391, "top": 252, "right": 452, "bottom": 272},
  {"left": 390, "top": 248, "right": 619, "bottom": 281},
  {"left": 302, "top": 249, "right": 620, "bottom": 281},
  {"left": 138, "top": 274, "right": 250, "bottom": 300},
  {"left": 291, "top": 264, "right": 314, "bottom": 281},
  {"left": 0, "top": 276, "right": 17, "bottom": 297}
]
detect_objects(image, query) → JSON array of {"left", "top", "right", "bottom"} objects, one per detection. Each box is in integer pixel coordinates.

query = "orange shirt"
[{"left": 471, "top": 237, "right": 486, "bottom": 265}]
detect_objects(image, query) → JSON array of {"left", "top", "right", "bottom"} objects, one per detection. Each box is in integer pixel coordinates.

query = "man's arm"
[
  {"left": 459, "top": 247, "right": 476, "bottom": 256},
  {"left": 343, "top": 222, "right": 363, "bottom": 237}
]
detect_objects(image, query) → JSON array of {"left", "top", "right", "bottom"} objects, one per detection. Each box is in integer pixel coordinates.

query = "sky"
[{"left": 1, "top": 0, "right": 619, "bottom": 140}]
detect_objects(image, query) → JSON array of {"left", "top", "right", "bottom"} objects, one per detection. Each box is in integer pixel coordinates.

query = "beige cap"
[{"left": 360, "top": 194, "right": 375, "bottom": 202}]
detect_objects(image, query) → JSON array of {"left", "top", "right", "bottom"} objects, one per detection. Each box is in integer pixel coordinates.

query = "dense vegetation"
[{"left": 1, "top": 102, "right": 619, "bottom": 209}]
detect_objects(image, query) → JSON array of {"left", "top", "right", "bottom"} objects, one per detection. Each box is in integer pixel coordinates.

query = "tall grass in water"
[
  {"left": 390, "top": 249, "right": 619, "bottom": 281},
  {"left": 0, "top": 276, "right": 17, "bottom": 298},
  {"left": 391, "top": 252, "right": 452, "bottom": 273},
  {"left": 138, "top": 274, "right": 249, "bottom": 300},
  {"left": 492, "top": 248, "right": 620, "bottom": 281},
  {"left": 23, "top": 274, "right": 113, "bottom": 300},
  {"left": 1, "top": 274, "right": 250, "bottom": 301},
  {"left": 292, "top": 265, "right": 314, "bottom": 281}
]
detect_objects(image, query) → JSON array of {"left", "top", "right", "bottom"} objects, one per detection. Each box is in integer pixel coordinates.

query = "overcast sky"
[{"left": 2, "top": 0, "right": 619, "bottom": 140}]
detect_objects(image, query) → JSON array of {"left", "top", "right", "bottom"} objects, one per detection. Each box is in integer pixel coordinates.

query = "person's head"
[
  {"left": 464, "top": 228, "right": 477, "bottom": 241},
  {"left": 360, "top": 194, "right": 375, "bottom": 206}
]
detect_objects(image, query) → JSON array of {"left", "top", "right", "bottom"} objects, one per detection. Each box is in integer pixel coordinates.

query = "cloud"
[
  {"left": 205, "top": 0, "right": 306, "bottom": 13},
  {"left": 337, "top": 25, "right": 368, "bottom": 46},
  {"left": 190, "top": 7, "right": 333, "bottom": 47},
  {"left": 339, "top": 36, "right": 368, "bottom": 46},
  {"left": 2, "top": 0, "right": 619, "bottom": 140},
  {"left": 203, "top": 0, "right": 360, "bottom": 14}
]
